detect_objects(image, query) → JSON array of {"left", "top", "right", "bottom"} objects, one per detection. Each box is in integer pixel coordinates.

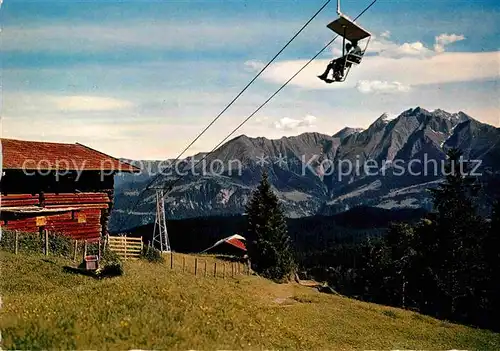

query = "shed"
[{"left": 1, "top": 138, "right": 140, "bottom": 241}]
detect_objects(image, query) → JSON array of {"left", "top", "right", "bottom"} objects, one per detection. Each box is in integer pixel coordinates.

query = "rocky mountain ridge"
[{"left": 111, "top": 107, "right": 500, "bottom": 231}]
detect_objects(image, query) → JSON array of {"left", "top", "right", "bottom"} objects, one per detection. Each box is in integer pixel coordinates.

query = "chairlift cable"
[
  {"left": 155, "top": 0, "right": 379, "bottom": 196},
  {"left": 164, "top": 0, "right": 333, "bottom": 172},
  {"left": 116, "top": 0, "right": 332, "bottom": 232},
  {"left": 143, "top": 0, "right": 331, "bottom": 195},
  {"left": 119, "top": 0, "right": 379, "bottom": 232}
]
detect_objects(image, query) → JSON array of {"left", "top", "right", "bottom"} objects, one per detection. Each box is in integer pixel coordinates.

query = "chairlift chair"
[{"left": 322, "top": 3, "right": 372, "bottom": 83}]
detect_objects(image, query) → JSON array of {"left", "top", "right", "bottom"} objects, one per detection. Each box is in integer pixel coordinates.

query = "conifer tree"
[
  {"left": 428, "top": 148, "right": 487, "bottom": 320},
  {"left": 384, "top": 223, "right": 418, "bottom": 308},
  {"left": 246, "top": 171, "right": 296, "bottom": 281},
  {"left": 484, "top": 199, "right": 500, "bottom": 329}
]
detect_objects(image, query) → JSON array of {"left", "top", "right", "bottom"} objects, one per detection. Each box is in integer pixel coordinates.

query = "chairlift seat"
[
  {"left": 319, "top": 11, "right": 372, "bottom": 84},
  {"left": 346, "top": 53, "right": 364, "bottom": 65},
  {"left": 327, "top": 14, "right": 371, "bottom": 42}
]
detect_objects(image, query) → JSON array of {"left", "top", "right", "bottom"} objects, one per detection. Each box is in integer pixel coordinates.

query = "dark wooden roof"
[
  {"left": 1, "top": 138, "right": 140, "bottom": 172},
  {"left": 327, "top": 15, "right": 371, "bottom": 42}
]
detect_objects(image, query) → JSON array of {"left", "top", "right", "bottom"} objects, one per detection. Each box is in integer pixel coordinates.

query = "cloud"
[
  {"left": 367, "top": 32, "right": 466, "bottom": 59},
  {"left": 330, "top": 45, "right": 343, "bottom": 57},
  {"left": 3, "top": 93, "right": 136, "bottom": 117},
  {"left": 244, "top": 60, "right": 265, "bottom": 72},
  {"left": 1, "top": 19, "right": 310, "bottom": 55},
  {"left": 1, "top": 113, "right": 212, "bottom": 159},
  {"left": 49, "top": 96, "right": 133, "bottom": 111},
  {"left": 274, "top": 115, "right": 317, "bottom": 131},
  {"left": 369, "top": 38, "right": 433, "bottom": 59},
  {"left": 254, "top": 116, "right": 269, "bottom": 124},
  {"left": 356, "top": 80, "right": 411, "bottom": 94},
  {"left": 386, "top": 42, "right": 433, "bottom": 58},
  {"left": 247, "top": 51, "right": 499, "bottom": 91},
  {"left": 380, "top": 30, "right": 391, "bottom": 39},
  {"left": 434, "top": 33, "right": 466, "bottom": 53}
]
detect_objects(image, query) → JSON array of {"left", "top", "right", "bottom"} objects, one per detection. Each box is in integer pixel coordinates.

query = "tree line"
[{"left": 245, "top": 149, "right": 499, "bottom": 331}]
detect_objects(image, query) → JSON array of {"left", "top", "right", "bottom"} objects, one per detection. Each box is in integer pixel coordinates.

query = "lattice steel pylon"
[{"left": 152, "top": 190, "right": 171, "bottom": 252}]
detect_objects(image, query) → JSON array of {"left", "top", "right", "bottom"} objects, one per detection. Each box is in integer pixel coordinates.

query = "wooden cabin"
[{"left": 1, "top": 138, "right": 140, "bottom": 241}]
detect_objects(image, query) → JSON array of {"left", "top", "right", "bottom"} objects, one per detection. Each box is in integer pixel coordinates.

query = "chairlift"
[{"left": 319, "top": 0, "right": 372, "bottom": 83}]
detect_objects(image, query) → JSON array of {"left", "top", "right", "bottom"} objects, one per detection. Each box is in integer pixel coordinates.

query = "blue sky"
[{"left": 1, "top": 0, "right": 499, "bottom": 159}]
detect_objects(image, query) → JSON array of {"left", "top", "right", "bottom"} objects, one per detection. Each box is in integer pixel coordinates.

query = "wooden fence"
[{"left": 106, "top": 235, "right": 143, "bottom": 260}]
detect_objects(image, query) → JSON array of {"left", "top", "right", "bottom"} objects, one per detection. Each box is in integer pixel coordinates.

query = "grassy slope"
[{"left": 1, "top": 251, "right": 499, "bottom": 350}]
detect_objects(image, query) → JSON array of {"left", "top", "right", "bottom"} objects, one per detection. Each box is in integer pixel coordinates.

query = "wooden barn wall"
[
  {"left": 1, "top": 170, "right": 114, "bottom": 195},
  {"left": 1, "top": 193, "right": 111, "bottom": 241},
  {"left": 1, "top": 174, "right": 114, "bottom": 241}
]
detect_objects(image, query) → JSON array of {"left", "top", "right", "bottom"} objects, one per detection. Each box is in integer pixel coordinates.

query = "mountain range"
[{"left": 110, "top": 107, "right": 500, "bottom": 231}]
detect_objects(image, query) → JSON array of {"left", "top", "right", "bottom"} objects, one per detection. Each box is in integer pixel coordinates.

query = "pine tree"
[
  {"left": 490, "top": 200, "right": 500, "bottom": 253},
  {"left": 428, "top": 148, "right": 488, "bottom": 321},
  {"left": 484, "top": 199, "right": 500, "bottom": 330},
  {"left": 384, "top": 223, "right": 418, "bottom": 308},
  {"left": 246, "top": 171, "right": 296, "bottom": 281}
]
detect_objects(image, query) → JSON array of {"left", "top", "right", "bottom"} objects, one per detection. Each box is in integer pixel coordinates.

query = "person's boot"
[{"left": 317, "top": 73, "right": 328, "bottom": 81}]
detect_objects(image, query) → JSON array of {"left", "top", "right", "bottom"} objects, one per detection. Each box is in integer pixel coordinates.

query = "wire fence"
[{"left": 165, "top": 252, "right": 250, "bottom": 278}]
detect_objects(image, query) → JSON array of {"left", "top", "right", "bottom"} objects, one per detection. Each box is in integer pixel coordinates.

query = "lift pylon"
[{"left": 152, "top": 189, "right": 171, "bottom": 252}]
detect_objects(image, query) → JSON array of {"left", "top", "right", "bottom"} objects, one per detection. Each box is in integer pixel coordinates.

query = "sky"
[{"left": 1, "top": 0, "right": 499, "bottom": 159}]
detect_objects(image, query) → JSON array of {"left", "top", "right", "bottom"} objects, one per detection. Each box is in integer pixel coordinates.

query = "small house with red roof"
[
  {"left": 201, "top": 234, "right": 247, "bottom": 256},
  {"left": 1, "top": 138, "right": 140, "bottom": 241}
]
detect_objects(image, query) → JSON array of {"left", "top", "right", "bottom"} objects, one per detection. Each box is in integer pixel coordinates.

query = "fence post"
[
  {"left": 204, "top": 261, "right": 207, "bottom": 277},
  {"left": 124, "top": 236, "right": 127, "bottom": 261},
  {"left": 214, "top": 262, "right": 217, "bottom": 277},
  {"left": 15, "top": 231, "right": 19, "bottom": 255},
  {"left": 140, "top": 236, "right": 143, "bottom": 252},
  {"left": 44, "top": 229, "right": 49, "bottom": 256},
  {"left": 98, "top": 237, "right": 102, "bottom": 259},
  {"left": 170, "top": 252, "right": 174, "bottom": 269},
  {"left": 73, "top": 240, "right": 78, "bottom": 261},
  {"left": 231, "top": 263, "right": 234, "bottom": 277},
  {"left": 182, "top": 257, "right": 186, "bottom": 272},
  {"left": 195, "top": 258, "right": 198, "bottom": 276},
  {"left": 223, "top": 263, "right": 226, "bottom": 279},
  {"left": 82, "top": 240, "right": 87, "bottom": 262}
]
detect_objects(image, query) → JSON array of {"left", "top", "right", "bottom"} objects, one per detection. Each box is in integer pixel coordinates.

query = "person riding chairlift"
[{"left": 318, "top": 40, "right": 361, "bottom": 83}]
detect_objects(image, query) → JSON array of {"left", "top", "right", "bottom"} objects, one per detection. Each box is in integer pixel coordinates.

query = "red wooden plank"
[
  {"left": 45, "top": 204, "right": 109, "bottom": 209},
  {"left": 44, "top": 192, "right": 108, "bottom": 197},
  {"left": 1, "top": 200, "right": 39, "bottom": 207},
  {"left": 1, "top": 194, "right": 39, "bottom": 200}
]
